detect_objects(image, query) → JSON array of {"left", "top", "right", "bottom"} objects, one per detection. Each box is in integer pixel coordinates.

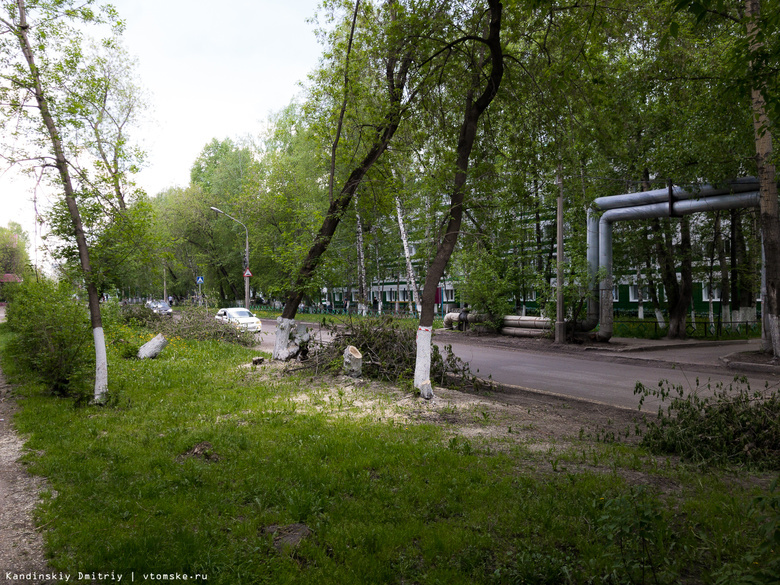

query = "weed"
[{"left": 635, "top": 378, "right": 780, "bottom": 469}]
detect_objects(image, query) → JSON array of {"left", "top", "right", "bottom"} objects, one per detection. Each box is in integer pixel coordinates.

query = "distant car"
[
  {"left": 215, "top": 308, "right": 262, "bottom": 332},
  {"left": 150, "top": 301, "right": 173, "bottom": 316}
]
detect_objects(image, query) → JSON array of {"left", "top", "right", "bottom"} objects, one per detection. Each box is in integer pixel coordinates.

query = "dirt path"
[{"left": 0, "top": 369, "right": 54, "bottom": 584}]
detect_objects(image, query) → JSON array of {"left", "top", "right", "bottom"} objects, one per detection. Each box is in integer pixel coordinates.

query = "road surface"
[{"left": 441, "top": 337, "right": 780, "bottom": 410}]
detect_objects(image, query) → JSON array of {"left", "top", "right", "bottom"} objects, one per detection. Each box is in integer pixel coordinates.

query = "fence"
[{"left": 613, "top": 315, "right": 762, "bottom": 340}]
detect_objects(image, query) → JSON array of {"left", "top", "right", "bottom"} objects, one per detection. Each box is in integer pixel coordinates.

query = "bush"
[
  {"left": 155, "top": 306, "right": 257, "bottom": 346},
  {"left": 454, "top": 249, "right": 514, "bottom": 331},
  {"left": 635, "top": 378, "right": 780, "bottom": 470},
  {"left": 119, "top": 303, "right": 158, "bottom": 328},
  {"left": 300, "top": 316, "right": 476, "bottom": 389},
  {"left": 5, "top": 278, "right": 93, "bottom": 396}
]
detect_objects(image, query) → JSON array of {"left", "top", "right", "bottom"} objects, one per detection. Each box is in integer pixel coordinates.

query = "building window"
[
  {"left": 703, "top": 283, "right": 721, "bottom": 301},
  {"left": 520, "top": 290, "right": 536, "bottom": 302},
  {"left": 629, "top": 285, "right": 653, "bottom": 303},
  {"left": 612, "top": 285, "right": 619, "bottom": 301}
]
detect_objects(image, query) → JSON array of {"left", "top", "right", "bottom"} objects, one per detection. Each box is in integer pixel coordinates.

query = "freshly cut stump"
[{"left": 343, "top": 345, "right": 362, "bottom": 377}]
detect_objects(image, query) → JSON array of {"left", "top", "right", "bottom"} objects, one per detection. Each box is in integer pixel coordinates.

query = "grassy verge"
[
  {"left": 250, "top": 308, "right": 444, "bottom": 330},
  {"left": 0, "top": 323, "right": 776, "bottom": 584}
]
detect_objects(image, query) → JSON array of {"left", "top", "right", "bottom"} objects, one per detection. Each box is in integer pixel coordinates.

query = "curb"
[
  {"left": 586, "top": 339, "right": 751, "bottom": 354},
  {"left": 719, "top": 351, "right": 780, "bottom": 375}
]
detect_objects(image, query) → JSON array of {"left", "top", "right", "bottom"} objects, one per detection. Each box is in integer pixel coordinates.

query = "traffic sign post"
[{"left": 196, "top": 276, "right": 204, "bottom": 306}]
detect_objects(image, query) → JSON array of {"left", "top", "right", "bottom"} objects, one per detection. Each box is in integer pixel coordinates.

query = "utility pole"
[
  {"left": 210, "top": 207, "right": 250, "bottom": 311},
  {"left": 555, "top": 166, "right": 566, "bottom": 344}
]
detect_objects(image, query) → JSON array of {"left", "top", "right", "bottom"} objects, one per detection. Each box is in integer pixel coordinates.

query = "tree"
[
  {"left": 666, "top": 0, "right": 780, "bottom": 351},
  {"left": 0, "top": 0, "right": 125, "bottom": 402},
  {"left": 273, "top": 0, "right": 425, "bottom": 357},
  {"left": 0, "top": 222, "right": 30, "bottom": 277},
  {"left": 413, "top": 0, "right": 505, "bottom": 398}
]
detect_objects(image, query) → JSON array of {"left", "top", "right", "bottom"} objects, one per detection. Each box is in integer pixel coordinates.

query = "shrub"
[
  {"left": 155, "top": 306, "right": 257, "bottom": 346},
  {"left": 5, "top": 278, "right": 93, "bottom": 396},
  {"left": 635, "top": 379, "right": 780, "bottom": 470},
  {"left": 299, "top": 316, "right": 476, "bottom": 389},
  {"left": 453, "top": 249, "right": 514, "bottom": 331},
  {"left": 119, "top": 303, "right": 158, "bottom": 328}
]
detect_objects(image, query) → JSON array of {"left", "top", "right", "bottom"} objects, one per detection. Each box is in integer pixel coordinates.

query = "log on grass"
[{"left": 138, "top": 333, "right": 168, "bottom": 359}]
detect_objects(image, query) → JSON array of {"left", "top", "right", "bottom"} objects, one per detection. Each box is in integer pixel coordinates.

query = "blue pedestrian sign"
[{"left": 196, "top": 276, "right": 204, "bottom": 284}]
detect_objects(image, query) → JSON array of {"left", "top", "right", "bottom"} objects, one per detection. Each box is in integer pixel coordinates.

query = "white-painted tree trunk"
[
  {"left": 273, "top": 317, "right": 295, "bottom": 360},
  {"left": 343, "top": 345, "right": 363, "bottom": 377},
  {"left": 413, "top": 326, "right": 434, "bottom": 400},
  {"left": 655, "top": 309, "right": 666, "bottom": 329},
  {"left": 395, "top": 196, "right": 421, "bottom": 315},
  {"left": 355, "top": 198, "right": 368, "bottom": 315},
  {"left": 138, "top": 333, "right": 168, "bottom": 359},
  {"left": 93, "top": 326, "right": 108, "bottom": 403}
]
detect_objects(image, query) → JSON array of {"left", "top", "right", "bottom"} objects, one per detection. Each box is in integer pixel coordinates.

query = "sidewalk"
[{"left": 586, "top": 336, "right": 780, "bottom": 375}]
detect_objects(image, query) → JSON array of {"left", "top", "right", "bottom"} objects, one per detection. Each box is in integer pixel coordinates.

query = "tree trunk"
[
  {"left": 138, "top": 334, "right": 168, "bottom": 359},
  {"left": 652, "top": 215, "right": 693, "bottom": 339},
  {"left": 414, "top": 0, "right": 504, "bottom": 399},
  {"left": 745, "top": 0, "right": 780, "bottom": 353},
  {"left": 274, "top": 18, "right": 413, "bottom": 357},
  {"left": 355, "top": 197, "right": 368, "bottom": 315},
  {"left": 395, "top": 194, "right": 421, "bottom": 315},
  {"left": 715, "top": 212, "right": 731, "bottom": 323},
  {"left": 14, "top": 0, "right": 107, "bottom": 401},
  {"left": 279, "top": 60, "right": 411, "bottom": 322}
]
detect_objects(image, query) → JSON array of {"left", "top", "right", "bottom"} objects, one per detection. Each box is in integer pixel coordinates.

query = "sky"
[{"left": 0, "top": 0, "right": 324, "bottom": 265}]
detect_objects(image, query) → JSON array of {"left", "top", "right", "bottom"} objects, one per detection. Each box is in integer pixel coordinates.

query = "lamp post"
[{"left": 210, "top": 207, "right": 250, "bottom": 311}]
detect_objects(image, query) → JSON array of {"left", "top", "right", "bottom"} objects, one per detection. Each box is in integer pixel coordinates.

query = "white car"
[{"left": 215, "top": 308, "right": 262, "bottom": 332}]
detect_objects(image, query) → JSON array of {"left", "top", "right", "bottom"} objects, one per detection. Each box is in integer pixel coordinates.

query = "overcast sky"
[{"left": 0, "top": 0, "right": 324, "bottom": 262}]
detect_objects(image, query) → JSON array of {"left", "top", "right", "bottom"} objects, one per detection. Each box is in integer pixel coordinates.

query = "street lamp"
[{"left": 210, "top": 206, "right": 250, "bottom": 311}]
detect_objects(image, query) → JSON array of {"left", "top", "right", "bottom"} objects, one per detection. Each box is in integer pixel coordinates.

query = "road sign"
[
  {"left": 243, "top": 268, "right": 253, "bottom": 278},
  {"left": 196, "top": 276, "right": 204, "bottom": 284}
]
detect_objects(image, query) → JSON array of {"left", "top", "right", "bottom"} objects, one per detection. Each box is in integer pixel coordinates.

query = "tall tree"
[
  {"left": 0, "top": 0, "right": 126, "bottom": 402},
  {"left": 414, "top": 0, "right": 505, "bottom": 398},
  {"left": 667, "top": 0, "right": 780, "bottom": 351},
  {"left": 273, "top": 0, "right": 424, "bottom": 358}
]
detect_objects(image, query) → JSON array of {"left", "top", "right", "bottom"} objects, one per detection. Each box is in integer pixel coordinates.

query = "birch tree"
[
  {"left": 395, "top": 193, "right": 421, "bottom": 315},
  {"left": 0, "top": 0, "right": 126, "bottom": 402}
]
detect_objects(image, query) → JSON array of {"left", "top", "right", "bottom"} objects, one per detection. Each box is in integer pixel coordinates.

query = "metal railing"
[{"left": 612, "top": 315, "right": 762, "bottom": 340}]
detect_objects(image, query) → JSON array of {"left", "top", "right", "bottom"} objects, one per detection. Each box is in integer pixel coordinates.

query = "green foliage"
[
  {"left": 594, "top": 486, "right": 677, "bottom": 583},
  {"left": 0, "top": 329, "right": 774, "bottom": 584},
  {"left": 303, "top": 316, "right": 474, "bottom": 388},
  {"left": 5, "top": 278, "right": 93, "bottom": 396},
  {"left": 0, "top": 222, "right": 32, "bottom": 279},
  {"left": 453, "top": 248, "right": 514, "bottom": 331},
  {"left": 119, "top": 303, "right": 158, "bottom": 328},
  {"left": 635, "top": 378, "right": 780, "bottom": 469},
  {"left": 155, "top": 306, "right": 257, "bottom": 346}
]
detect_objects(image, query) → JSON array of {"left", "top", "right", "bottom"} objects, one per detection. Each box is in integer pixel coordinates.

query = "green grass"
[
  {"left": 250, "top": 308, "right": 444, "bottom": 330},
  {"left": 0, "top": 322, "right": 777, "bottom": 584}
]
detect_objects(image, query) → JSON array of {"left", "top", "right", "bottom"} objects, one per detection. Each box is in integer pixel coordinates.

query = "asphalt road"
[{"left": 441, "top": 337, "right": 780, "bottom": 410}]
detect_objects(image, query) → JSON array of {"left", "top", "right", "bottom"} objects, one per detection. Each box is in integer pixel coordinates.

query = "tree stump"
[
  {"left": 274, "top": 319, "right": 311, "bottom": 361},
  {"left": 343, "top": 345, "right": 362, "bottom": 377},
  {"left": 137, "top": 333, "right": 168, "bottom": 359}
]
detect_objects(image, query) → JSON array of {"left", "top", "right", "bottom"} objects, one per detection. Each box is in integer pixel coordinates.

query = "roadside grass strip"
[{"left": 0, "top": 324, "right": 777, "bottom": 584}]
